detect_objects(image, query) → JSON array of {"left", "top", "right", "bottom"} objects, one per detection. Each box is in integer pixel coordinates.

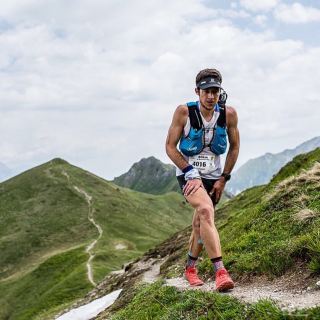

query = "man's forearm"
[
  {"left": 223, "top": 146, "right": 239, "bottom": 174},
  {"left": 166, "top": 146, "right": 189, "bottom": 171}
]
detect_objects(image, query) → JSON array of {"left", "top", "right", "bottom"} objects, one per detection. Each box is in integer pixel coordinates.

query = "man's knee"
[{"left": 197, "top": 204, "right": 214, "bottom": 223}]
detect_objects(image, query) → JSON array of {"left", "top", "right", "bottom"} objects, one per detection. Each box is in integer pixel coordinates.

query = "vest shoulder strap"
[
  {"left": 217, "top": 103, "right": 226, "bottom": 128},
  {"left": 186, "top": 102, "right": 203, "bottom": 130}
]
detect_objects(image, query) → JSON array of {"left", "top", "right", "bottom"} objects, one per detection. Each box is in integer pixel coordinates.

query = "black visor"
[{"left": 197, "top": 77, "right": 221, "bottom": 89}]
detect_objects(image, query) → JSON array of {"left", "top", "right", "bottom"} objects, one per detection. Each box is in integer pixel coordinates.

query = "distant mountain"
[
  {"left": 0, "top": 161, "right": 11, "bottom": 182},
  {"left": 113, "top": 156, "right": 180, "bottom": 194},
  {"left": 0, "top": 158, "right": 192, "bottom": 320},
  {"left": 227, "top": 136, "right": 320, "bottom": 194}
]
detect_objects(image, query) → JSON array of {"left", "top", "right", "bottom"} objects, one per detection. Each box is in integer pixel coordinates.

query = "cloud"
[
  {"left": 274, "top": 3, "right": 320, "bottom": 23},
  {"left": 0, "top": 0, "right": 319, "bottom": 178},
  {"left": 239, "top": 0, "right": 279, "bottom": 12},
  {"left": 253, "top": 14, "right": 268, "bottom": 26}
]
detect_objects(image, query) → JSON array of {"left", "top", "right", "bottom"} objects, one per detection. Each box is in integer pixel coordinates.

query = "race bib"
[{"left": 188, "top": 154, "right": 216, "bottom": 174}]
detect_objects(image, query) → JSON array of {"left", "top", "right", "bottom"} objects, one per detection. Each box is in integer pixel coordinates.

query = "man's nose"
[{"left": 207, "top": 91, "right": 215, "bottom": 99}]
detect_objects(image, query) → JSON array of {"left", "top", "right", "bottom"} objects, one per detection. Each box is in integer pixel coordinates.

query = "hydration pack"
[{"left": 179, "top": 90, "right": 228, "bottom": 157}]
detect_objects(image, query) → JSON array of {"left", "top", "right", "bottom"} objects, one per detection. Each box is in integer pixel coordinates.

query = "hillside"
[
  {"left": 227, "top": 136, "right": 320, "bottom": 194},
  {"left": 75, "top": 148, "right": 320, "bottom": 319},
  {"left": 0, "top": 158, "right": 192, "bottom": 320},
  {"left": 113, "top": 156, "right": 180, "bottom": 194}
]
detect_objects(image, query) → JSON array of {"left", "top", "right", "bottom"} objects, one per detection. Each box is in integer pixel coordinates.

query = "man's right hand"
[{"left": 183, "top": 179, "right": 203, "bottom": 196}]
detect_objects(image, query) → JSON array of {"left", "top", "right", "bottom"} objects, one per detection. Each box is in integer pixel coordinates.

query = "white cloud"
[
  {"left": 274, "top": 3, "right": 320, "bottom": 23},
  {"left": 239, "top": 0, "right": 279, "bottom": 12},
  {"left": 253, "top": 14, "right": 268, "bottom": 26},
  {"left": 0, "top": 0, "right": 319, "bottom": 178}
]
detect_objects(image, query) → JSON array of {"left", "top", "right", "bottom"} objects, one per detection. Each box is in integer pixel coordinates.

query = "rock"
[{"left": 316, "top": 280, "right": 320, "bottom": 288}]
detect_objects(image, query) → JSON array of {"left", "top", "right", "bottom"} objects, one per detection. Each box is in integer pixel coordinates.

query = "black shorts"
[{"left": 177, "top": 174, "right": 219, "bottom": 206}]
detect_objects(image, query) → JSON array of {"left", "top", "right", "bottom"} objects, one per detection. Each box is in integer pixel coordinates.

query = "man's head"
[
  {"left": 195, "top": 68, "right": 222, "bottom": 90},
  {"left": 195, "top": 68, "right": 222, "bottom": 110}
]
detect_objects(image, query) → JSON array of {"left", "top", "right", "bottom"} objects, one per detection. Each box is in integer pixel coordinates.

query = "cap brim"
[{"left": 198, "top": 83, "right": 221, "bottom": 89}]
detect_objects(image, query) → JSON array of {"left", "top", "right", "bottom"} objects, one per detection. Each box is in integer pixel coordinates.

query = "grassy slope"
[
  {"left": 212, "top": 148, "right": 320, "bottom": 277},
  {"left": 110, "top": 148, "right": 320, "bottom": 319},
  {"left": 0, "top": 159, "right": 192, "bottom": 320}
]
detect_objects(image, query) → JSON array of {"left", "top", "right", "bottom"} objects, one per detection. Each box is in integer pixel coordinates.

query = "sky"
[{"left": 0, "top": 0, "right": 319, "bottom": 180}]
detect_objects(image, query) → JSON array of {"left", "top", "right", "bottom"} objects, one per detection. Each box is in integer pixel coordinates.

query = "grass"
[
  {"left": 0, "top": 246, "right": 91, "bottom": 320},
  {"left": 0, "top": 158, "right": 193, "bottom": 319}
]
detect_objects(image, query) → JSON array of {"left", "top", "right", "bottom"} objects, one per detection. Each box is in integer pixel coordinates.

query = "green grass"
[
  {"left": 110, "top": 281, "right": 320, "bottom": 320},
  {"left": 0, "top": 246, "right": 90, "bottom": 320},
  {"left": 0, "top": 158, "right": 193, "bottom": 319}
]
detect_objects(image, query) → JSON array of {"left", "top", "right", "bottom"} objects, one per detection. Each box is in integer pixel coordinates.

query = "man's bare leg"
[
  {"left": 186, "top": 189, "right": 221, "bottom": 258},
  {"left": 185, "top": 187, "right": 234, "bottom": 291},
  {"left": 188, "top": 210, "right": 203, "bottom": 257}
]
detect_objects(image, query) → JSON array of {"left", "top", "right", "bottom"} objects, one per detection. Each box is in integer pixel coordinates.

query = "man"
[{"left": 165, "top": 68, "right": 240, "bottom": 291}]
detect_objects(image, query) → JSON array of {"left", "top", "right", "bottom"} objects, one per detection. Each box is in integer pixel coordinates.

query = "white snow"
[{"left": 56, "top": 289, "right": 122, "bottom": 320}]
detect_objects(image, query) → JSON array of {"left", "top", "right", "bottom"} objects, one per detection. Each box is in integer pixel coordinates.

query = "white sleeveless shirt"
[{"left": 176, "top": 103, "right": 223, "bottom": 179}]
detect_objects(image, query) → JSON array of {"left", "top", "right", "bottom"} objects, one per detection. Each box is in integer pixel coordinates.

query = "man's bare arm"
[
  {"left": 165, "top": 105, "right": 203, "bottom": 195},
  {"left": 211, "top": 106, "right": 240, "bottom": 203},
  {"left": 165, "top": 105, "right": 189, "bottom": 170},
  {"left": 224, "top": 106, "right": 240, "bottom": 174}
]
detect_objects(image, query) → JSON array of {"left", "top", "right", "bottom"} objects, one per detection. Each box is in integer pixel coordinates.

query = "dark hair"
[{"left": 195, "top": 68, "right": 222, "bottom": 87}]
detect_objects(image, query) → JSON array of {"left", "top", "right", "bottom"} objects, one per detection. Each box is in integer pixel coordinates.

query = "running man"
[{"left": 165, "top": 68, "right": 240, "bottom": 291}]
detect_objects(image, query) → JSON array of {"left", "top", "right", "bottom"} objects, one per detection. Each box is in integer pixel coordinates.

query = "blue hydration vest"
[{"left": 179, "top": 94, "right": 228, "bottom": 157}]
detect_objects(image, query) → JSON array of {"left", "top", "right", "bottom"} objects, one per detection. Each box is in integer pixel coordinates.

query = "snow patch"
[{"left": 56, "top": 289, "right": 122, "bottom": 320}]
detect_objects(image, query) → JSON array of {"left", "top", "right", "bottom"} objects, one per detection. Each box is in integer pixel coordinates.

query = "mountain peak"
[
  {"left": 113, "top": 156, "right": 178, "bottom": 194},
  {"left": 49, "top": 158, "right": 69, "bottom": 165}
]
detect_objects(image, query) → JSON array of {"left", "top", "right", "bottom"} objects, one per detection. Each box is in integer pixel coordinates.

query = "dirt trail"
[
  {"left": 73, "top": 185, "right": 103, "bottom": 286},
  {"left": 94, "top": 257, "right": 319, "bottom": 314},
  {"left": 129, "top": 255, "right": 320, "bottom": 312},
  {"left": 165, "top": 276, "right": 320, "bottom": 312},
  {"left": 62, "top": 170, "right": 103, "bottom": 287}
]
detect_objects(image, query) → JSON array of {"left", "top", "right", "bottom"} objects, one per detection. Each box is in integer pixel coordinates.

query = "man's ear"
[{"left": 195, "top": 87, "right": 199, "bottom": 96}]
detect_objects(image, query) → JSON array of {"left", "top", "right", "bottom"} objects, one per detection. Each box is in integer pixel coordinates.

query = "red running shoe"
[
  {"left": 215, "top": 268, "right": 234, "bottom": 292},
  {"left": 184, "top": 267, "right": 204, "bottom": 286}
]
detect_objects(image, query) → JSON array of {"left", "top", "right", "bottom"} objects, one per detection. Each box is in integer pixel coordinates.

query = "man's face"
[{"left": 196, "top": 87, "right": 220, "bottom": 109}]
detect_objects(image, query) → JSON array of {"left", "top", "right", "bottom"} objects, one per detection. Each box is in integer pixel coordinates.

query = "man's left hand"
[{"left": 209, "top": 178, "right": 226, "bottom": 204}]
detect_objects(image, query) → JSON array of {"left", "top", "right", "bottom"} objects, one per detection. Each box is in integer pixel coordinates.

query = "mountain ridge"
[{"left": 227, "top": 136, "right": 320, "bottom": 194}]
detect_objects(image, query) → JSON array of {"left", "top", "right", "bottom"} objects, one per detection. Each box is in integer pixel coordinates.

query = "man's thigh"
[
  {"left": 185, "top": 186, "right": 214, "bottom": 209},
  {"left": 177, "top": 175, "right": 218, "bottom": 206}
]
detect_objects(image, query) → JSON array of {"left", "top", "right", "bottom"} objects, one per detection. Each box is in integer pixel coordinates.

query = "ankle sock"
[
  {"left": 211, "top": 256, "right": 224, "bottom": 272},
  {"left": 186, "top": 251, "right": 198, "bottom": 269}
]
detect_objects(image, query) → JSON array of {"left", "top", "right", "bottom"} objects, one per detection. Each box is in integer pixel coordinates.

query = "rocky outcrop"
[{"left": 113, "top": 156, "right": 179, "bottom": 194}]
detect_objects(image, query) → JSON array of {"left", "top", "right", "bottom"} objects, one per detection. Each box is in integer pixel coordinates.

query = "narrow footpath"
[{"left": 62, "top": 170, "right": 103, "bottom": 286}]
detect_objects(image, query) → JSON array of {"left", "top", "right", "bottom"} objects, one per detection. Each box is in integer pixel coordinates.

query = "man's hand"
[
  {"left": 183, "top": 179, "right": 203, "bottom": 196},
  {"left": 209, "top": 178, "right": 226, "bottom": 204}
]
